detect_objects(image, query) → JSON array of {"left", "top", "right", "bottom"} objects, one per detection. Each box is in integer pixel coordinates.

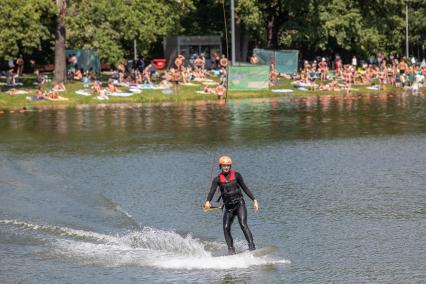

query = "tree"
[
  {"left": 53, "top": 0, "right": 67, "bottom": 83},
  {"left": 0, "top": 0, "right": 55, "bottom": 60},
  {"left": 66, "top": 0, "right": 194, "bottom": 65}
]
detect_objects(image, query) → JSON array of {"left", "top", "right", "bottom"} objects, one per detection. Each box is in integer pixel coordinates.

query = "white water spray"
[{"left": 1, "top": 219, "right": 290, "bottom": 269}]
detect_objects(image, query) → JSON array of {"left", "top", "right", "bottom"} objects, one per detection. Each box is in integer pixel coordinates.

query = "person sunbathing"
[
  {"left": 90, "top": 82, "right": 102, "bottom": 94},
  {"left": 52, "top": 82, "right": 66, "bottom": 92},
  {"left": 215, "top": 84, "right": 227, "bottom": 98},
  {"left": 89, "top": 69, "right": 97, "bottom": 81},
  {"left": 7, "top": 88, "right": 18, "bottom": 95},
  {"left": 319, "top": 80, "right": 340, "bottom": 91},
  {"left": 47, "top": 91, "right": 59, "bottom": 99},
  {"left": 107, "top": 82, "right": 117, "bottom": 92},
  {"left": 35, "top": 87, "right": 47, "bottom": 99},
  {"left": 160, "top": 79, "right": 171, "bottom": 89},
  {"left": 203, "top": 86, "right": 214, "bottom": 94},
  {"left": 250, "top": 54, "right": 259, "bottom": 64},
  {"left": 195, "top": 68, "right": 206, "bottom": 80},
  {"left": 96, "top": 88, "right": 109, "bottom": 100},
  {"left": 74, "top": 69, "right": 83, "bottom": 81}
]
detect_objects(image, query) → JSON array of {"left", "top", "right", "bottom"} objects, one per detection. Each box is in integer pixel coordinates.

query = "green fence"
[
  {"left": 228, "top": 65, "right": 269, "bottom": 90},
  {"left": 253, "top": 49, "right": 299, "bottom": 74},
  {"left": 66, "top": 49, "right": 101, "bottom": 73}
]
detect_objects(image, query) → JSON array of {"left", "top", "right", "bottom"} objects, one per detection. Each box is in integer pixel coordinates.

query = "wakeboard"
[{"left": 229, "top": 245, "right": 278, "bottom": 257}]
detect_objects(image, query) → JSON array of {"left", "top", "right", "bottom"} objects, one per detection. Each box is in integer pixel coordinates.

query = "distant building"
[{"left": 163, "top": 36, "right": 222, "bottom": 69}]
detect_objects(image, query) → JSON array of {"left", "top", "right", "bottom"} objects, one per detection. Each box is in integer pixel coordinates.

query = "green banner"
[
  {"left": 66, "top": 49, "right": 101, "bottom": 73},
  {"left": 253, "top": 49, "right": 299, "bottom": 74},
  {"left": 228, "top": 65, "right": 269, "bottom": 90}
]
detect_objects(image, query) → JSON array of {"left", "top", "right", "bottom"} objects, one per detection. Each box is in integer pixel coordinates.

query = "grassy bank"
[{"left": 0, "top": 74, "right": 417, "bottom": 111}]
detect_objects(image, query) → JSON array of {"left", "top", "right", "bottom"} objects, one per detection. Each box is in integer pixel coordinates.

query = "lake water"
[{"left": 1, "top": 93, "right": 426, "bottom": 283}]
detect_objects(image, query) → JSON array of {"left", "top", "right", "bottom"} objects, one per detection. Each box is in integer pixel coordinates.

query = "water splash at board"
[{"left": 0, "top": 219, "right": 290, "bottom": 270}]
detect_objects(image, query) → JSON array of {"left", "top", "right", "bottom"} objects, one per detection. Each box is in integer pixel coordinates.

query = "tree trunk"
[
  {"left": 53, "top": 0, "right": 66, "bottom": 84},
  {"left": 241, "top": 26, "right": 249, "bottom": 62},
  {"left": 235, "top": 15, "right": 241, "bottom": 62},
  {"left": 267, "top": 15, "right": 278, "bottom": 49}
]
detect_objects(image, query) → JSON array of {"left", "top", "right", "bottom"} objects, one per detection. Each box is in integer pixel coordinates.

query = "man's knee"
[
  {"left": 239, "top": 222, "right": 249, "bottom": 231},
  {"left": 223, "top": 223, "right": 232, "bottom": 232}
]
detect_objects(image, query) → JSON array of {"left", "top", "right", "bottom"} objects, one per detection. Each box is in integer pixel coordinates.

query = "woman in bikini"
[
  {"left": 343, "top": 65, "right": 352, "bottom": 91},
  {"left": 319, "top": 58, "right": 327, "bottom": 81}
]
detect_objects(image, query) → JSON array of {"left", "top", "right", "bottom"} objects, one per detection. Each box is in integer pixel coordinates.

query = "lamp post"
[
  {"left": 231, "top": 0, "right": 236, "bottom": 65},
  {"left": 405, "top": 0, "right": 409, "bottom": 59}
]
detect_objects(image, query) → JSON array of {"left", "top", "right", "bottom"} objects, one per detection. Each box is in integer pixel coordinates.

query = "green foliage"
[
  {"left": 0, "top": 0, "right": 55, "bottom": 60},
  {"left": 0, "top": 0, "right": 425, "bottom": 65},
  {"left": 67, "top": 0, "right": 194, "bottom": 65}
]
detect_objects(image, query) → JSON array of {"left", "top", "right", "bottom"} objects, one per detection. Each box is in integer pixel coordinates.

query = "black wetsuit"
[{"left": 206, "top": 171, "right": 256, "bottom": 253}]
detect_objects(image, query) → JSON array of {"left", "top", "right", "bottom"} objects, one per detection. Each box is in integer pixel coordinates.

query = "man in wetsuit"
[{"left": 204, "top": 156, "right": 259, "bottom": 255}]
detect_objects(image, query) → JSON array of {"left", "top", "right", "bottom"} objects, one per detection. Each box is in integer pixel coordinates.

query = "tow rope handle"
[{"left": 202, "top": 204, "right": 224, "bottom": 213}]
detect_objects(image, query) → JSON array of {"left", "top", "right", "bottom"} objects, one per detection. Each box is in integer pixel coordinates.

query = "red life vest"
[
  {"left": 218, "top": 170, "right": 242, "bottom": 204},
  {"left": 219, "top": 170, "right": 236, "bottom": 183}
]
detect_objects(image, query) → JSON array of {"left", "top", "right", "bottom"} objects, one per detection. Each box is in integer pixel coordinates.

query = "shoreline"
[{"left": 0, "top": 77, "right": 423, "bottom": 112}]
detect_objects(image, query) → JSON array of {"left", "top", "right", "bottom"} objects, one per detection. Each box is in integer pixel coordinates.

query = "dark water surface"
[{"left": 1, "top": 93, "right": 426, "bottom": 283}]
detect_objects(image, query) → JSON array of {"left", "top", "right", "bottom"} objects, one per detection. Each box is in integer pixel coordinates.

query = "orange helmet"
[{"left": 218, "top": 156, "right": 232, "bottom": 166}]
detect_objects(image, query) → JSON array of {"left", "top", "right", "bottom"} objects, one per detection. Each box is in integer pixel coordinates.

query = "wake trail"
[{"left": 0, "top": 219, "right": 290, "bottom": 270}]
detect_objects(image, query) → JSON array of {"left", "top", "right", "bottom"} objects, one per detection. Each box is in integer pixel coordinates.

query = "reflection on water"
[
  {"left": 1, "top": 92, "right": 426, "bottom": 283},
  {"left": 1, "top": 92, "right": 426, "bottom": 154}
]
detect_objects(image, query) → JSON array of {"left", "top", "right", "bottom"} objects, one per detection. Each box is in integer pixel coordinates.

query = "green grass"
[{"left": 0, "top": 74, "right": 419, "bottom": 110}]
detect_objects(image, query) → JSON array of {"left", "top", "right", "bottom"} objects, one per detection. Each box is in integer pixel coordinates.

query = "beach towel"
[
  {"left": 75, "top": 89, "right": 92, "bottom": 96},
  {"left": 51, "top": 88, "right": 66, "bottom": 92},
  {"left": 48, "top": 96, "right": 69, "bottom": 101},
  {"left": 162, "top": 89, "right": 173, "bottom": 94},
  {"left": 129, "top": 88, "right": 142, "bottom": 93},
  {"left": 96, "top": 95, "right": 109, "bottom": 100},
  {"left": 0, "top": 82, "right": 24, "bottom": 87},
  {"left": 26, "top": 96, "right": 46, "bottom": 101},
  {"left": 271, "top": 89, "right": 294, "bottom": 94},
  {"left": 202, "top": 82, "right": 218, "bottom": 86},
  {"left": 116, "top": 82, "right": 130, "bottom": 87},
  {"left": 193, "top": 78, "right": 214, "bottom": 82},
  {"left": 291, "top": 81, "right": 316, "bottom": 88},
  {"left": 211, "top": 70, "right": 221, "bottom": 76},
  {"left": 195, "top": 91, "right": 209, "bottom": 94},
  {"left": 367, "top": 86, "right": 380, "bottom": 90},
  {"left": 181, "top": 82, "right": 199, "bottom": 87},
  {"left": 107, "top": 92, "right": 134, "bottom": 97},
  {"left": 6, "top": 90, "right": 30, "bottom": 95},
  {"left": 137, "top": 83, "right": 154, "bottom": 89}
]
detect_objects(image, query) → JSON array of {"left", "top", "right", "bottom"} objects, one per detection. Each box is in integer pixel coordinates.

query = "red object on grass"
[{"left": 152, "top": 59, "right": 166, "bottom": 70}]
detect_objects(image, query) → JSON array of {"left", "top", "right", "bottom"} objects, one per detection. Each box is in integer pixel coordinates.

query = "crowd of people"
[
  {"left": 2, "top": 51, "right": 425, "bottom": 100},
  {"left": 91, "top": 52, "right": 231, "bottom": 98},
  {"left": 289, "top": 54, "right": 426, "bottom": 93}
]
